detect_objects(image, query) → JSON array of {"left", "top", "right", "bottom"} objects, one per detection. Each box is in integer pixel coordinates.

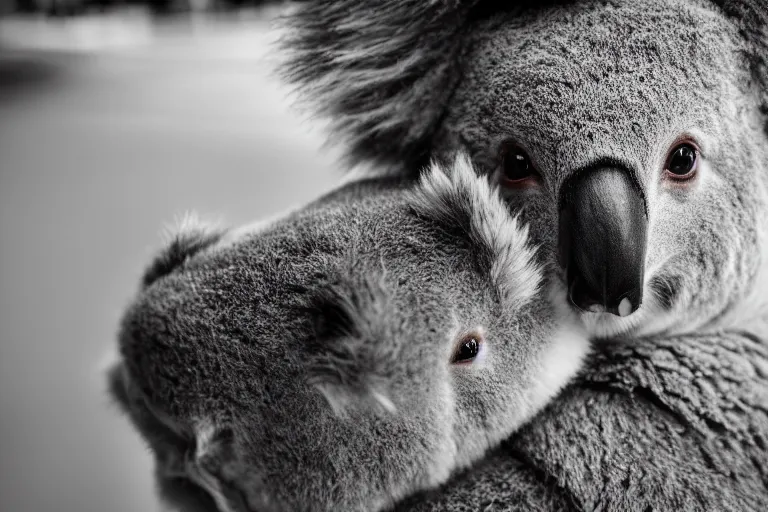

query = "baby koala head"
[{"left": 108, "top": 154, "right": 589, "bottom": 512}]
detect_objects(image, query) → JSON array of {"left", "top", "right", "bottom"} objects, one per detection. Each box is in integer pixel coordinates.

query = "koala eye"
[
  {"left": 664, "top": 142, "right": 699, "bottom": 180},
  {"left": 499, "top": 143, "right": 539, "bottom": 188},
  {"left": 450, "top": 334, "right": 484, "bottom": 364}
]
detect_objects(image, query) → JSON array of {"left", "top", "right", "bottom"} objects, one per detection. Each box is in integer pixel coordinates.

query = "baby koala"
[{"left": 107, "top": 155, "right": 589, "bottom": 512}]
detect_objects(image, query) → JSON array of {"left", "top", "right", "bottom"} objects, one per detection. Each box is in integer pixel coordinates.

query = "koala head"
[
  {"left": 282, "top": 0, "right": 768, "bottom": 338},
  {"left": 108, "top": 156, "right": 588, "bottom": 512}
]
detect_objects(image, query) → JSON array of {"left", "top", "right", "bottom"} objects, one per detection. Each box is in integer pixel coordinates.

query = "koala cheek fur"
[{"left": 109, "top": 156, "right": 590, "bottom": 512}]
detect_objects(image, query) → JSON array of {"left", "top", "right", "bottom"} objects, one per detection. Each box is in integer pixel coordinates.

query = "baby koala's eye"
[
  {"left": 664, "top": 141, "right": 699, "bottom": 181},
  {"left": 451, "top": 334, "right": 484, "bottom": 364}
]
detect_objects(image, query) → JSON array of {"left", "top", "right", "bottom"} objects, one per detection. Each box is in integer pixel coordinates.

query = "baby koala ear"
[
  {"left": 410, "top": 152, "right": 543, "bottom": 310},
  {"left": 141, "top": 213, "right": 226, "bottom": 289},
  {"left": 306, "top": 276, "right": 400, "bottom": 417}
]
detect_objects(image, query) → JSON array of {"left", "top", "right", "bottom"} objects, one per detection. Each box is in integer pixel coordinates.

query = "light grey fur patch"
[{"left": 409, "top": 153, "right": 543, "bottom": 310}]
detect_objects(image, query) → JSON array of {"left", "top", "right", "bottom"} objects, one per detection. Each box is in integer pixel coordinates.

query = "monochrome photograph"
[{"left": 0, "top": 1, "right": 766, "bottom": 511}]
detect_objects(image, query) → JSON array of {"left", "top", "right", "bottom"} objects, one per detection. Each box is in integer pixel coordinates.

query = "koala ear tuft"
[
  {"left": 141, "top": 213, "right": 226, "bottom": 289},
  {"left": 279, "top": 0, "right": 482, "bottom": 174},
  {"left": 409, "top": 153, "right": 543, "bottom": 309},
  {"left": 306, "top": 275, "right": 400, "bottom": 417}
]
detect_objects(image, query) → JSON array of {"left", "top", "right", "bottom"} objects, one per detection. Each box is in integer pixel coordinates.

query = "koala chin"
[{"left": 107, "top": 155, "right": 589, "bottom": 512}]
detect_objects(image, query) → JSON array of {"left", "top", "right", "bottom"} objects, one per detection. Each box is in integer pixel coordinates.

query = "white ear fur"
[
  {"left": 161, "top": 211, "right": 223, "bottom": 245},
  {"left": 142, "top": 212, "right": 227, "bottom": 289},
  {"left": 410, "top": 152, "right": 543, "bottom": 309}
]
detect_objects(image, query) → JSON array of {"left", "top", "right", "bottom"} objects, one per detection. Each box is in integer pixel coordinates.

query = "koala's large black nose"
[{"left": 558, "top": 166, "right": 647, "bottom": 317}]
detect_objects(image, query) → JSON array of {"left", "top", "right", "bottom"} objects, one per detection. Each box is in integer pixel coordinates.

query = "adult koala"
[
  {"left": 282, "top": 0, "right": 768, "bottom": 337},
  {"left": 108, "top": 158, "right": 590, "bottom": 512},
  {"left": 281, "top": 0, "right": 768, "bottom": 510}
]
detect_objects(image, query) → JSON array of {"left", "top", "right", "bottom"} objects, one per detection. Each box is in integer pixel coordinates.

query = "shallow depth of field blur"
[{"left": 0, "top": 2, "right": 339, "bottom": 511}]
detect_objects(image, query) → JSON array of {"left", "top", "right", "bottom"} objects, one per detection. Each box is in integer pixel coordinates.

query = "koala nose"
[{"left": 558, "top": 166, "right": 647, "bottom": 317}]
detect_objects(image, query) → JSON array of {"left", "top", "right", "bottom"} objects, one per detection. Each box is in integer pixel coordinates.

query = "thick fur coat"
[
  {"left": 280, "top": 0, "right": 768, "bottom": 510},
  {"left": 396, "top": 326, "right": 768, "bottom": 511},
  {"left": 108, "top": 159, "right": 589, "bottom": 512}
]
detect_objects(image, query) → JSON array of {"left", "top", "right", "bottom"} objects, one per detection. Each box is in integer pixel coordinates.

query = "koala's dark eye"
[
  {"left": 500, "top": 144, "right": 538, "bottom": 188},
  {"left": 451, "top": 334, "right": 484, "bottom": 364},
  {"left": 664, "top": 142, "right": 699, "bottom": 180}
]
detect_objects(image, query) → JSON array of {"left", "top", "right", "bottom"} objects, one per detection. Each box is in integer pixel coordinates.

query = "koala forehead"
[{"left": 441, "top": 0, "right": 747, "bottom": 176}]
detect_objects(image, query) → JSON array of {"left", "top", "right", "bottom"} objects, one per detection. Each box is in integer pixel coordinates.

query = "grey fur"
[
  {"left": 108, "top": 159, "right": 589, "bottom": 512},
  {"left": 280, "top": 0, "right": 767, "bottom": 175},
  {"left": 397, "top": 327, "right": 768, "bottom": 511},
  {"left": 430, "top": 0, "right": 768, "bottom": 341},
  {"left": 283, "top": 0, "right": 768, "bottom": 338},
  {"left": 278, "top": 0, "right": 768, "bottom": 509},
  {"left": 279, "top": 0, "right": 480, "bottom": 171}
]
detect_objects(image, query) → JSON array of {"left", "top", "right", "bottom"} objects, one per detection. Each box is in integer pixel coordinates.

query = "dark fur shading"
[
  {"left": 712, "top": 1, "right": 768, "bottom": 130},
  {"left": 141, "top": 226, "right": 225, "bottom": 289},
  {"left": 280, "top": 0, "right": 768, "bottom": 172},
  {"left": 306, "top": 271, "right": 403, "bottom": 414},
  {"left": 649, "top": 274, "right": 682, "bottom": 310},
  {"left": 279, "top": 0, "right": 481, "bottom": 173},
  {"left": 108, "top": 363, "right": 237, "bottom": 512}
]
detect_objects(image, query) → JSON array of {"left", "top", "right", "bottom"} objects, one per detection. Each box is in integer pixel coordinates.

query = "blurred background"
[{"left": 0, "top": 2, "right": 339, "bottom": 511}]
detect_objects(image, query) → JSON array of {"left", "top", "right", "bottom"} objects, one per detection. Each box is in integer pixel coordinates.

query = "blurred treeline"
[{"left": 3, "top": 0, "right": 283, "bottom": 16}]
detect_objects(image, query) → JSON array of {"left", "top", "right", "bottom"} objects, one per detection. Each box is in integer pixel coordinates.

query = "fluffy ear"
[
  {"left": 408, "top": 153, "right": 543, "bottom": 310},
  {"left": 279, "top": 0, "right": 482, "bottom": 174},
  {"left": 712, "top": 0, "right": 768, "bottom": 132},
  {"left": 141, "top": 214, "right": 226, "bottom": 289},
  {"left": 306, "top": 273, "right": 400, "bottom": 417}
]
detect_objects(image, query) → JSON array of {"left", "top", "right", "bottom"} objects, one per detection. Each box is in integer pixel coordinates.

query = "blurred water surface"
[{"left": 0, "top": 8, "right": 339, "bottom": 512}]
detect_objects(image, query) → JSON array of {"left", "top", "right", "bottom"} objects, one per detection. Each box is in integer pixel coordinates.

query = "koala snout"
[{"left": 558, "top": 166, "right": 647, "bottom": 317}]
